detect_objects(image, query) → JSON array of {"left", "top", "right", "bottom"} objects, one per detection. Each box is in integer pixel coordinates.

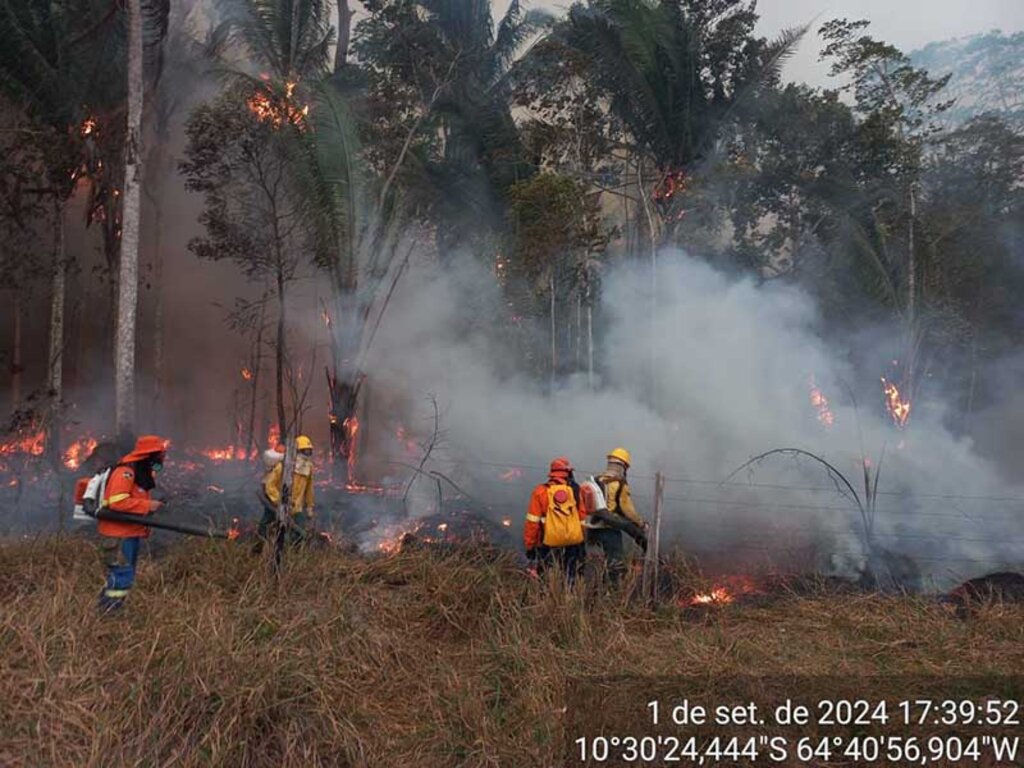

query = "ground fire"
[{"left": 1, "top": 3, "right": 1022, "bottom": 763}]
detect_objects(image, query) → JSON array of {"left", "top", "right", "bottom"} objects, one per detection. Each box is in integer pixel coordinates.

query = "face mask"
[{"left": 152, "top": 461, "right": 163, "bottom": 474}]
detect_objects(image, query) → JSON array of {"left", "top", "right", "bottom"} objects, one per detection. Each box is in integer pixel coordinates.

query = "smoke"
[{"left": 360, "top": 248, "right": 1024, "bottom": 591}]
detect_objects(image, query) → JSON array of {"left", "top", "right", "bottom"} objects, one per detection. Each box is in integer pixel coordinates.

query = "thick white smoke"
[{"left": 362, "top": 248, "right": 1024, "bottom": 591}]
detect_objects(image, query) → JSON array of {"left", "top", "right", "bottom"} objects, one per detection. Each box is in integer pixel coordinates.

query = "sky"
[{"left": 754, "top": 0, "right": 1024, "bottom": 86}]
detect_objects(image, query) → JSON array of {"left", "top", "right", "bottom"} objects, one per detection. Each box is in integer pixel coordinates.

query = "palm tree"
[
  {"left": 355, "top": 0, "right": 551, "bottom": 257},
  {"left": 545, "top": 0, "right": 804, "bottom": 244}
]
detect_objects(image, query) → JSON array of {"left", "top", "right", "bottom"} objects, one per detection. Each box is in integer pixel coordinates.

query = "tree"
[
  {"left": 353, "top": 0, "right": 549, "bottom": 257},
  {"left": 0, "top": 0, "right": 125, "bottom": 459},
  {"left": 538, "top": 0, "right": 804, "bottom": 249},
  {"left": 819, "top": 18, "right": 952, "bottom": 402},
  {"left": 182, "top": 85, "right": 312, "bottom": 439},
  {"left": 115, "top": 0, "right": 145, "bottom": 440},
  {"left": 504, "top": 172, "right": 607, "bottom": 383}
]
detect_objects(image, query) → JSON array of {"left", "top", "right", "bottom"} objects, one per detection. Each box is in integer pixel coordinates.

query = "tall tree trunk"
[
  {"left": 549, "top": 271, "right": 556, "bottom": 388},
  {"left": 49, "top": 196, "right": 68, "bottom": 533},
  {"left": 586, "top": 276, "right": 594, "bottom": 390},
  {"left": 246, "top": 300, "right": 266, "bottom": 459},
  {"left": 48, "top": 197, "right": 65, "bottom": 444},
  {"left": 11, "top": 292, "right": 22, "bottom": 414},
  {"left": 275, "top": 271, "right": 287, "bottom": 443},
  {"left": 115, "top": 0, "right": 144, "bottom": 440},
  {"left": 907, "top": 182, "right": 916, "bottom": 329},
  {"left": 151, "top": 204, "right": 164, "bottom": 426},
  {"left": 333, "top": 0, "right": 353, "bottom": 72}
]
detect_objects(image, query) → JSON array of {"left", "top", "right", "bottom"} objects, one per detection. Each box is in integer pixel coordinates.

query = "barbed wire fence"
[{"left": 381, "top": 453, "right": 1024, "bottom": 578}]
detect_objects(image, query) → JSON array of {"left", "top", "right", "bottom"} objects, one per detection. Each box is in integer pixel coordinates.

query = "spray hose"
[{"left": 94, "top": 509, "right": 231, "bottom": 539}]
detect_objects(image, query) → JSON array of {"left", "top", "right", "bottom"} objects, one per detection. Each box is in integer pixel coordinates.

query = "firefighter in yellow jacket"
[
  {"left": 256, "top": 435, "right": 315, "bottom": 548},
  {"left": 587, "top": 447, "right": 647, "bottom": 583}
]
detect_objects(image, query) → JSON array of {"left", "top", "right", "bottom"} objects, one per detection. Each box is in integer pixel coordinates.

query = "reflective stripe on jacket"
[{"left": 97, "top": 465, "right": 157, "bottom": 539}]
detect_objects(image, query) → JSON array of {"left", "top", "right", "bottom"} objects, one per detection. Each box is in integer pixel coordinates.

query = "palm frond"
[{"left": 759, "top": 22, "right": 810, "bottom": 87}]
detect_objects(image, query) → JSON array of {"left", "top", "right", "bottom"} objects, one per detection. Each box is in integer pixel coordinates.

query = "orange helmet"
[
  {"left": 121, "top": 435, "right": 168, "bottom": 463},
  {"left": 549, "top": 456, "right": 573, "bottom": 475}
]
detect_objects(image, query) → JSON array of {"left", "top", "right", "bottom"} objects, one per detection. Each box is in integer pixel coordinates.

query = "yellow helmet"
[
  {"left": 296, "top": 435, "right": 314, "bottom": 451},
  {"left": 607, "top": 447, "right": 631, "bottom": 467}
]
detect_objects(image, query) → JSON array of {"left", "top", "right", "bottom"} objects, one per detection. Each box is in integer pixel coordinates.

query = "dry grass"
[{"left": 1, "top": 538, "right": 1022, "bottom": 767}]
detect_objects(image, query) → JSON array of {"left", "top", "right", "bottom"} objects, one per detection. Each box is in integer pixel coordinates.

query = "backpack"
[
  {"left": 72, "top": 467, "right": 113, "bottom": 523},
  {"left": 541, "top": 482, "right": 584, "bottom": 548},
  {"left": 596, "top": 474, "right": 625, "bottom": 516}
]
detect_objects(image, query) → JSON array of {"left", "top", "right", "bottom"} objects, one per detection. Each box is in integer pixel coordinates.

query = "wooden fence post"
[{"left": 643, "top": 471, "right": 664, "bottom": 604}]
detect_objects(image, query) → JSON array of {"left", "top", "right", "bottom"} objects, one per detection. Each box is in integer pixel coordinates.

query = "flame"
[
  {"left": 652, "top": 170, "right": 687, "bottom": 202},
  {"left": 0, "top": 429, "right": 45, "bottom": 458},
  {"left": 200, "top": 445, "right": 247, "bottom": 462},
  {"left": 63, "top": 437, "right": 98, "bottom": 469},
  {"left": 241, "top": 367, "right": 253, "bottom": 381},
  {"left": 227, "top": 517, "right": 241, "bottom": 541},
  {"left": 680, "top": 575, "right": 759, "bottom": 609},
  {"left": 207, "top": 484, "right": 225, "bottom": 494},
  {"left": 343, "top": 415, "right": 359, "bottom": 479},
  {"left": 881, "top": 377, "right": 911, "bottom": 428},
  {"left": 500, "top": 468, "right": 524, "bottom": 481},
  {"left": 246, "top": 82, "right": 309, "bottom": 131},
  {"left": 79, "top": 117, "right": 97, "bottom": 137},
  {"left": 321, "top": 310, "right": 332, "bottom": 328},
  {"left": 808, "top": 375, "right": 835, "bottom": 428},
  {"left": 501, "top": 517, "right": 512, "bottom": 528},
  {"left": 267, "top": 424, "right": 281, "bottom": 450}
]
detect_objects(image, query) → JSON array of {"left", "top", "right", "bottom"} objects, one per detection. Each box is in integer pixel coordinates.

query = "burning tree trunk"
[
  {"left": 325, "top": 326, "right": 364, "bottom": 484},
  {"left": 114, "top": 0, "right": 144, "bottom": 440}
]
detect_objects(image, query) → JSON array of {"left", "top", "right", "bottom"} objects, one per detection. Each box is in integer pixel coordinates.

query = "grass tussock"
[{"left": 1, "top": 538, "right": 1022, "bottom": 767}]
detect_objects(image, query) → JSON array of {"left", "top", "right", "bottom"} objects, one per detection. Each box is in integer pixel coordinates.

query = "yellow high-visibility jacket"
[
  {"left": 591, "top": 475, "right": 643, "bottom": 528},
  {"left": 263, "top": 463, "right": 314, "bottom": 515}
]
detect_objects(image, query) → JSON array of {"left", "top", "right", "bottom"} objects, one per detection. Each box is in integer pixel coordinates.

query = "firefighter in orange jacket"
[
  {"left": 524, "top": 457, "right": 588, "bottom": 584},
  {"left": 97, "top": 435, "right": 166, "bottom": 612}
]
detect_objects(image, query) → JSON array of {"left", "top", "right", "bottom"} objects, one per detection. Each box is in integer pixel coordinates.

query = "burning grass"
[{"left": 1, "top": 539, "right": 1022, "bottom": 767}]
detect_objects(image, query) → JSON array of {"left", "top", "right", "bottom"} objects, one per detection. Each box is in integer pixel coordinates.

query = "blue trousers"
[{"left": 98, "top": 536, "right": 141, "bottom": 612}]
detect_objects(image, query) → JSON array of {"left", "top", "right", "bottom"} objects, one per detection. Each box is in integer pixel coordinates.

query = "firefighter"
[
  {"left": 256, "top": 435, "right": 316, "bottom": 549},
  {"left": 97, "top": 435, "right": 167, "bottom": 613},
  {"left": 524, "top": 457, "right": 587, "bottom": 585},
  {"left": 587, "top": 447, "right": 647, "bottom": 584}
]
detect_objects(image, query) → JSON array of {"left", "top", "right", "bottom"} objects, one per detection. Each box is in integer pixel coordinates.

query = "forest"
[
  {"left": 0, "top": 0, "right": 1023, "bottom": 583},
  {"left": 2, "top": 2, "right": 1024, "bottom": 765}
]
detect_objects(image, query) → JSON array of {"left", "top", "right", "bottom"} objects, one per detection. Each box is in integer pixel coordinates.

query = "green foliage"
[
  {"left": 180, "top": 85, "right": 308, "bottom": 281},
  {"left": 216, "top": 0, "right": 335, "bottom": 81},
  {"left": 352, "top": 0, "right": 550, "bottom": 254},
  {"left": 507, "top": 173, "right": 592, "bottom": 278},
  {"left": 544, "top": 0, "right": 801, "bottom": 171}
]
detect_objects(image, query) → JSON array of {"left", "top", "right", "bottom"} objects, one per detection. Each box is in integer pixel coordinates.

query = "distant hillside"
[{"left": 912, "top": 32, "right": 1024, "bottom": 130}]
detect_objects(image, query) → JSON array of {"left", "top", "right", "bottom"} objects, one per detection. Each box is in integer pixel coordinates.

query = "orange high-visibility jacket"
[
  {"left": 97, "top": 464, "right": 159, "bottom": 538},
  {"left": 524, "top": 479, "right": 588, "bottom": 550}
]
